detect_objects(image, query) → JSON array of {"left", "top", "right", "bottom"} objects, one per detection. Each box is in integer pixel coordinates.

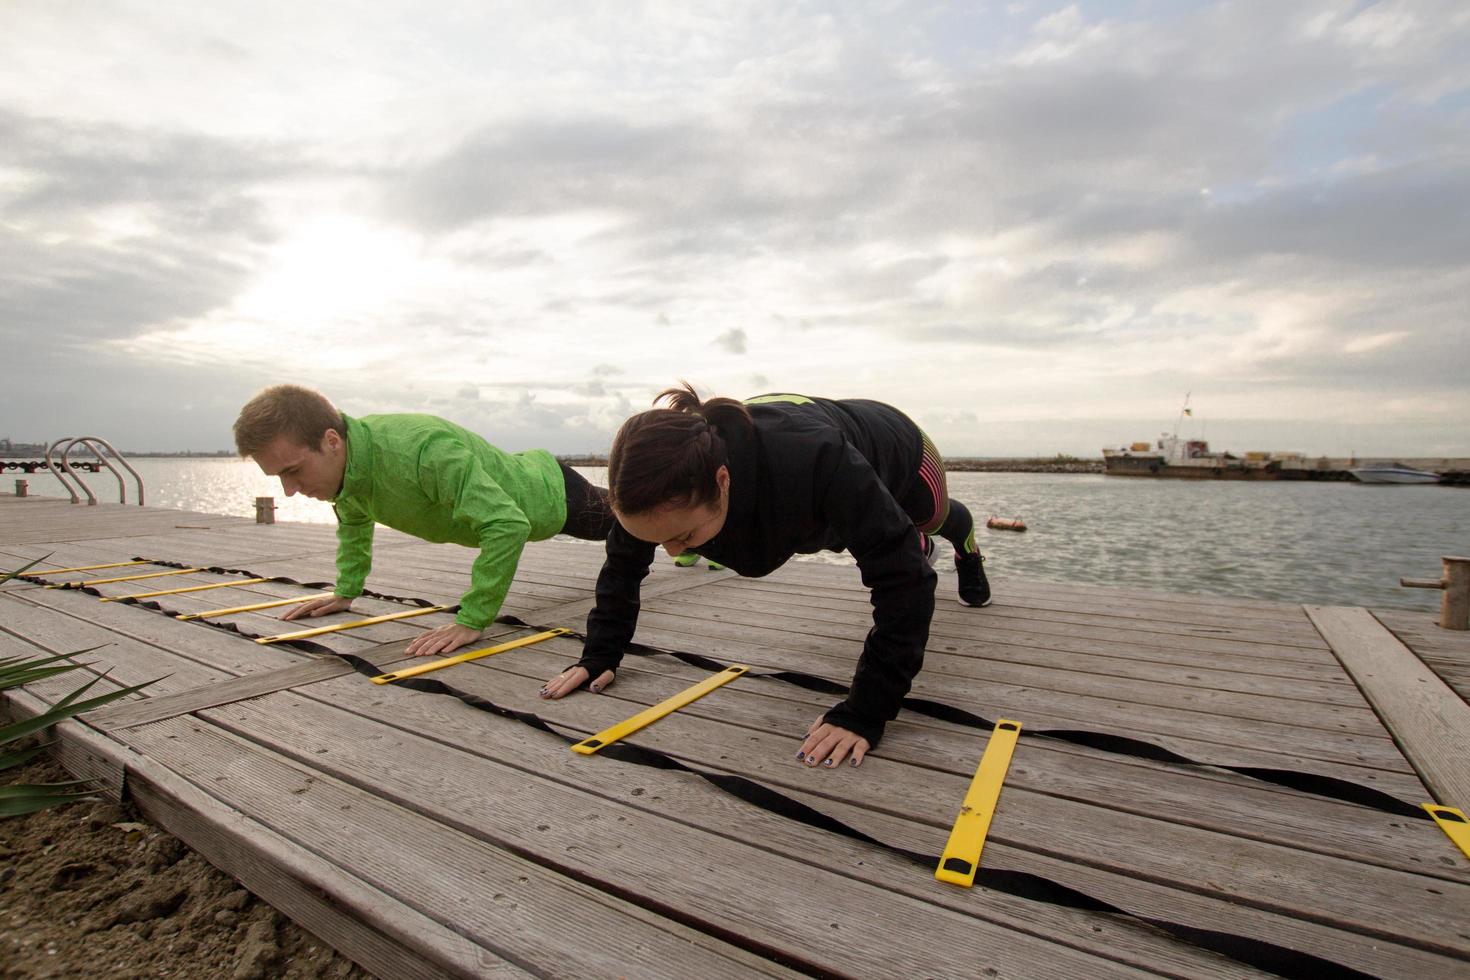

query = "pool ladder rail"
[{"left": 44, "top": 436, "right": 145, "bottom": 506}]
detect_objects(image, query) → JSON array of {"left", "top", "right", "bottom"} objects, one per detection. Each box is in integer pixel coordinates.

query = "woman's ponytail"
[{"left": 609, "top": 382, "right": 753, "bottom": 516}]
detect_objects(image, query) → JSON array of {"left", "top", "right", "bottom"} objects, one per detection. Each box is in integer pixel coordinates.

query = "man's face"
[{"left": 252, "top": 430, "right": 347, "bottom": 501}]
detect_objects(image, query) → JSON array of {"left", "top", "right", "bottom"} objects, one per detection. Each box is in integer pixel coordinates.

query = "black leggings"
[
  {"left": 894, "top": 428, "right": 979, "bottom": 556},
  {"left": 559, "top": 462, "right": 616, "bottom": 540}
]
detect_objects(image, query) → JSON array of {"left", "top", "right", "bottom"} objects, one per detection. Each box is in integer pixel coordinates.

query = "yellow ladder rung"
[
  {"left": 256, "top": 604, "right": 455, "bottom": 644},
  {"left": 571, "top": 665, "right": 748, "bottom": 755},
  {"left": 177, "top": 592, "right": 335, "bottom": 621},
  {"left": 21, "top": 560, "right": 151, "bottom": 576},
  {"left": 101, "top": 578, "right": 270, "bottom": 602},
  {"left": 371, "top": 628, "right": 570, "bottom": 684},
  {"left": 47, "top": 567, "right": 203, "bottom": 589},
  {"left": 1424, "top": 804, "right": 1470, "bottom": 860},
  {"left": 936, "top": 719, "right": 1022, "bottom": 888}
]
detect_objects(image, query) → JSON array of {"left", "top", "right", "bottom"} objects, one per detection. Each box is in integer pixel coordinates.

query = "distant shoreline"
[
  {"left": 553, "top": 454, "right": 1106, "bottom": 473},
  {"left": 6, "top": 452, "right": 1468, "bottom": 476}
]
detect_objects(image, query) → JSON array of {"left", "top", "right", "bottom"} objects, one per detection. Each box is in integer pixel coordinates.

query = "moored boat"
[
  {"left": 1348, "top": 464, "right": 1441, "bottom": 485},
  {"left": 1103, "top": 397, "right": 1310, "bottom": 480}
]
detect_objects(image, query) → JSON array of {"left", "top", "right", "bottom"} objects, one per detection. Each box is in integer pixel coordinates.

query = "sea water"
[{"left": 17, "top": 458, "right": 1464, "bottom": 612}]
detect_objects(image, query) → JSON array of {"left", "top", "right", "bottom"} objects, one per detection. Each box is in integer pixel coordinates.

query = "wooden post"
[
  {"left": 1444, "top": 557, "right": 1470, "bottom": 631},
  {"left": 1400, "top": 556, "right": 1470, "bottom": 631},
  {"left": 13, "top": 479, "right": 27, "bottom": 497},
  {"left": 255, "top": 496, "right": 276, "bottom": 525}
]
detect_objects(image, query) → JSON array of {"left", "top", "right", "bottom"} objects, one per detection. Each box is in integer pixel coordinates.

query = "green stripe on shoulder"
[{"left": 744, "top": 393, "right": 813, "bottom": 406}]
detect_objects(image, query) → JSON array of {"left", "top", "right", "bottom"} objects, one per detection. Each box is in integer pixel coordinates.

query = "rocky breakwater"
[{"left": 946, "top": 457, "right": 1102, "bottom": 474}]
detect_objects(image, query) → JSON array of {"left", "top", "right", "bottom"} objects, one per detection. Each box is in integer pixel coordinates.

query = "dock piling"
[
  {"left": 14, "top": 479, "right": 27, "bottom": 497},
  {"left": 1400, "top": 555, "right": 1470, "bottom": 630},
  {"left": 254, "top": 496, "right": 276, "bottom": 524}
]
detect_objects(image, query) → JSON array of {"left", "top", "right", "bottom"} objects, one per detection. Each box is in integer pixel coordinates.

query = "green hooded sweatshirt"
[{"left": 331, "top": 413, "right": 567, "bottom": 629}]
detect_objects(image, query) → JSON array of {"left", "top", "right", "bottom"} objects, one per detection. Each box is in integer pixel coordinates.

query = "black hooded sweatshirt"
[{"left": 578, "top": 395, "right": 936, "bottom": 746}]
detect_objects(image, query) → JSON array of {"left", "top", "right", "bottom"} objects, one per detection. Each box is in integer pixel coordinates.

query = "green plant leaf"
[
  {"left": 0, "top": 779, "right": 94, "bottom": 797},
  {"left": 0, "top": 741, "right": 53, "bottom": 772},
  {"left": 0, "top": 553, "right": 53, "bottom": 585},
  {"left": 0, "top": 664, "right": 93, "bottom": 693},
  {"left": 0, "top": 645, "right": 110, "bottom": 683},
  {"left": 0, "top": 676, "right": 156, "bottom": 747},
  {"left": 0, "top": 790, "right": 101, "bottom": 819}
]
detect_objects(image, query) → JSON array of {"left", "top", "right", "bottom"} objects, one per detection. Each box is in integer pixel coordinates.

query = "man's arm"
[
  {"left": 421, "top": 444, "right": 533, "bottom": 630},
  {"left": 333, "top": 504, "right": 376, "bottom": 600},
  {"left": 284, "top": 503, "right": 374, "bottom": 622}
]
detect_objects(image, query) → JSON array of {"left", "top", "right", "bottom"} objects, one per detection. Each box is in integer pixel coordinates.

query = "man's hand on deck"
[
  {"left": 539, "top": 665, "right": 616, "bottom": 699},
  {"left": 407, "top": 623, "right": 483, "bottom": 657},
  {"left": 282, "top": 595, "right": 354, "bottom": 621},
  {"left": 797, "top": 716, "right": 870, "bottom": 770}
]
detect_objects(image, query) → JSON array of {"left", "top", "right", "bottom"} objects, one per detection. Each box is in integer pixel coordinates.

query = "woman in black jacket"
[{"left": 540, "top": 385, "right": 990, "bottom": 770}]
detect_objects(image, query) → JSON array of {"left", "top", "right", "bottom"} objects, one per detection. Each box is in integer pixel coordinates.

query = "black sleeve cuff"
[
  {"left": 821, "top": 701, "right": 886, "bottom": 749},
  {"left": 574, "top": 653, "right": 623, "bottom": 686}
]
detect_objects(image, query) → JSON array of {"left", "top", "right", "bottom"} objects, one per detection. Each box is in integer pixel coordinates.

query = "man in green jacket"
[{"left": 234, "top": 385, "right": 613, "bottom": 657}]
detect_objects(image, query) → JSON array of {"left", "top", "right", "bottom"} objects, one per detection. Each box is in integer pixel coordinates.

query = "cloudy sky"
[{"left": 3, "top": 1, "right": 1467, "bottom": 458}]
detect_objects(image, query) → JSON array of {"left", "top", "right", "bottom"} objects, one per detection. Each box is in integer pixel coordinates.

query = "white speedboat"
[{"left": 1348, "top": 464, "right": 1441, "bottom": 485}]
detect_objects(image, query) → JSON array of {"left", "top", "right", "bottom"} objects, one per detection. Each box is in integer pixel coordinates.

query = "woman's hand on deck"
[
  {"left": 539, "top": 665, "right": 616, "bottom": 699},
  {"left": 407, "top": 623, "right": 482, "bottom": 657},
  {"left": 798, "top": 716, "right": 870, "bottom": 769},
  {"left": 282, "top": 595, "right": 354, "bottom": 621}
]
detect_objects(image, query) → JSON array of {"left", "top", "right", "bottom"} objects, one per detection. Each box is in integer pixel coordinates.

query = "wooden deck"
[{"left": 3, "top": 493, "right": 1468, "bottom": 979}]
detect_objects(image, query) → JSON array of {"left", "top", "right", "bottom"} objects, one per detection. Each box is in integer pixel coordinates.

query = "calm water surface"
[{"left": 21, "top": 459, "right": 1464, "bottom": 612}]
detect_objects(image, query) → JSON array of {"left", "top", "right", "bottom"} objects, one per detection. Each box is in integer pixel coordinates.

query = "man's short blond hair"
[{"left": 233, "top": 385, "right": 346, "bottom": 457}]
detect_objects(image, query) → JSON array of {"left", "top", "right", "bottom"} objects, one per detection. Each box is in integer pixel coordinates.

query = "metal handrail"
[
  {"left": 44, "top": 439, "right": 83, "bottom": 503},
  {"left": 44, "top": 436, "right": 145, "bottom": 506}
]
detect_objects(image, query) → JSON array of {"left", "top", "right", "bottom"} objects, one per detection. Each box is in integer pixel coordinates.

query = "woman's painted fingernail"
[
  {"left": 589, "top": 684, "right": 601, "bottom": 693},
  {"left": 849, "top": 758, "right": 859, "bottom": 767},
  {"left": 795, "top": 752, "right": 805, "bottom": 761},
  {"left": 823, "top": 759, "right": 834, "bottom": 768}
]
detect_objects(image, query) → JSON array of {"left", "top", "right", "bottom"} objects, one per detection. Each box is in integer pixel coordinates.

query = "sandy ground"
[{"left": 1, "top": 753, "right": 376, "bottom": 980}]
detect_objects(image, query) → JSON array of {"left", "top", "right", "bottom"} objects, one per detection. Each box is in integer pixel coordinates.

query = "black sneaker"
[{"left": 956, "top": 552, "right": 991, "bottom": 607}]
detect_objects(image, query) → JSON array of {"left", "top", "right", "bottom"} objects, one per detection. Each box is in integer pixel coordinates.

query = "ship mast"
[{"left": 1173, "top": 392, "right": 1192, "bottom": 440}]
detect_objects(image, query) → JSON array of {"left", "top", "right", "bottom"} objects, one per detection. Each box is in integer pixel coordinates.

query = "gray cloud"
[
  {"left": 3, "top": 2, "right": 1466, "bottom": 455},
  {"left": 714, "top": 327, "right": 747, "bottom": 354},
  {"left": 0, "top": 109, "right": 296, "bottom": 344}
]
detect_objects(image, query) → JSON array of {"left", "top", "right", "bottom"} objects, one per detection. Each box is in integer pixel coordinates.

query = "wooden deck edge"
[
  {"left": 1, "top": 687, "right": 529, "bottom": 980},
  {"left": 1305, "top": 605, "right": 1470, "bottom": 808}
]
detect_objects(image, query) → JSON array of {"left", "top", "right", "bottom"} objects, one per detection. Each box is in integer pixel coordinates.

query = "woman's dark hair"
[{"left": 608, "top": 382, "right": 754, "bottom": 516}]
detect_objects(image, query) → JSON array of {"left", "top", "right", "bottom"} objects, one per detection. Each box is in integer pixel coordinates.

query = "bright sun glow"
[{"left": 238, "top": 216, "right": 423, "bottom": 323}]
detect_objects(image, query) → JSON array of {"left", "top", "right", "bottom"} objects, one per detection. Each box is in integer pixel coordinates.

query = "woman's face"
[{"left": 615, "top": 465, "right": 730, "bottom": 556}]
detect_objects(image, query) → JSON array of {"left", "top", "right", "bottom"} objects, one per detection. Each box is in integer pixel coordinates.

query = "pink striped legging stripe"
[{"left": 915, "top": 429, "right": 949, "bottom": 534}]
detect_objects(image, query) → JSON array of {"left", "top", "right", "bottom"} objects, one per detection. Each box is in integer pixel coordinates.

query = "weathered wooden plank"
[
  {"left": 624, "top": 608, "right": 1411, "bottom": 771},
  {"left": 751, "top": 557, "right": 1326, "bottom": 623},
  {"left": 463, "top": 663, "right": 1470, "bottom": 957},
  {"left": 40, "top": 697, "right": 530, "bottom": 979},
  {"left": 648, "top": 589, "right": 1378, "bottom": 726},
  {"left": 10, "top": 499, "right": 1469, "bottom": 979},
  {"left": 123, "top": 715, "right": 1017, "bottom": 979},
  {"left": 728, "top": 571, "right": 1328, "bottom": 637},
  {"left": 196, "top": 690, "right": 1233, "bottom": 978},
  {"left": 1308, "top": 605, "right": 1470, "bottom": 808},
  {"left": 465, "top": 642, "right": 1457, "bottom": 883},
  {"left": 261, "top": 655, "right": 1470, "bottom": 972},
  {"left": 88, "top": 658, "right": 356, "bottom": 730}
]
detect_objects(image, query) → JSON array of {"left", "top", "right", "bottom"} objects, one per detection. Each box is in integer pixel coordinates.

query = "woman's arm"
[
  {"left": 812, "top": 440, "right": 937, "bottom": 749},
  {"left": 541, "top": 522, "right": 655, "bottom": 698}
]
